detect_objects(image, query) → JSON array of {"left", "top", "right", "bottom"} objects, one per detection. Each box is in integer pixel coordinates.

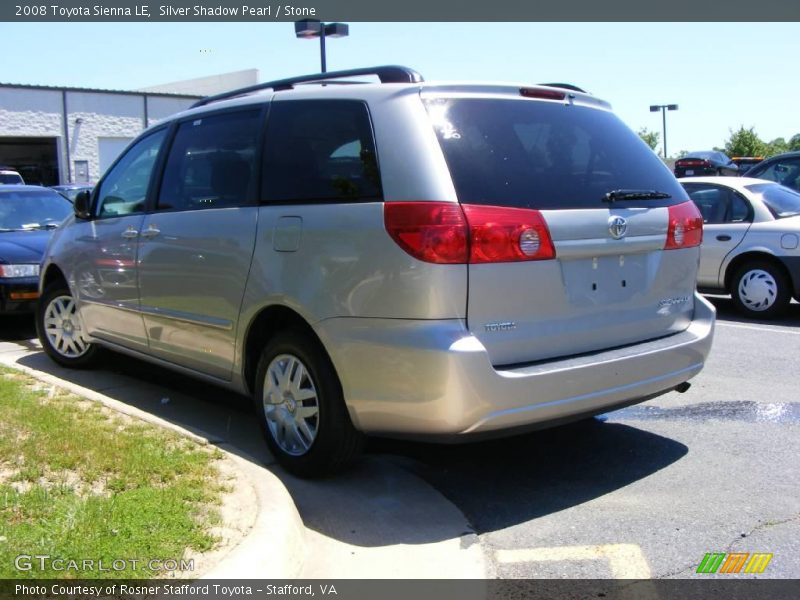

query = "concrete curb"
[{"left": 0, "top": 352, "right": 306, "bottom": 579}]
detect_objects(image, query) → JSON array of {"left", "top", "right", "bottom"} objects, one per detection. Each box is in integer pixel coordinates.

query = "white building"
[{"left": 0, "top": 69, "right": 258, "bottom": 186}]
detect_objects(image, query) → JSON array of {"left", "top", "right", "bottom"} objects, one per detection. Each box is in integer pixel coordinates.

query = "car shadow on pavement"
[
  {"left": 3, "top": 314, "right": 688, "bottom": 547},
  {"left": 369, "top": 419, "right": 688, "bottom": 535},
  {"left": 705, "top": 295, "right": 800, "bottom": 326}
]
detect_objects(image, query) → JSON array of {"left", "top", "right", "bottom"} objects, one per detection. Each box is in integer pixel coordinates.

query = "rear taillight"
[
  {"left": 665, "top": 201, "right": 703, "bottom": 250},
  {"left": 384, "top": 202, "right": 556, "bottom": 264},
  {"left": 384, "top": 202, "right": 468, "bottom": 264},
  {"left": 462, "top": 205, "right": 555, "bottom": 263}
]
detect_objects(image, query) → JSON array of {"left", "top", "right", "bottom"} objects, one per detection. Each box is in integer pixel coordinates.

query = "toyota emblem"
[{"left": 608, "top": 216, "right": 628, "bottom": 239}]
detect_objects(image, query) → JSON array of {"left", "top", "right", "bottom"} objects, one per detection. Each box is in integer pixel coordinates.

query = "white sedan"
[{"left": 679, "top": 176, "right": 800, "bottom": 318}]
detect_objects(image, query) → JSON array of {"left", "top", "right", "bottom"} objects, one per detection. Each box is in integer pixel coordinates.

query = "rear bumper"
[{"left": 315, "top": 293, "right": 716, "bottom": 439}]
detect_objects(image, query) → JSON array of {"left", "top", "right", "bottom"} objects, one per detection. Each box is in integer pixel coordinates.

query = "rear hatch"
[{"left": 423, "top": 88, "right": 702, "bottom": 366}]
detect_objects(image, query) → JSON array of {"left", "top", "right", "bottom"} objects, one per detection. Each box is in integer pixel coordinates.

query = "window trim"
[{"left": 259, "top": 99, "right": 384, "bottom": 206}]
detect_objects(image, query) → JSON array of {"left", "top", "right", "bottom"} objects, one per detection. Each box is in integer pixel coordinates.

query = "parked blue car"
[{"left": 0, "top": 185, "right": 72, "bottom": 313}]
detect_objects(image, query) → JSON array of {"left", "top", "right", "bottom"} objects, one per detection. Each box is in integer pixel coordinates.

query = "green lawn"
[{"left": 0, "top": 368, "right": 226, "bottom": 578}]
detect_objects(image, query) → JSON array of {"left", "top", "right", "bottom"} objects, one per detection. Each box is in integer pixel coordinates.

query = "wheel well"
[
  {"left": 242, "top": 305, "right": 323, "bottom": 396},
  {"left": 42, "top": 265, "right": 68, "bottom": 292},
  {"left": 724, "top": 252, "right": 790, "bottom": 292}
]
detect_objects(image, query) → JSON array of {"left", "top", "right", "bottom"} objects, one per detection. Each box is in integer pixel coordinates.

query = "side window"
[
  {"left": 95, "top": 129, "right": 166, "bottom": 218},
  {"left": 261, "top": 101, "right": 382, "bottom": 203},
  {"left": 755, "top": 159, "right": 800, "bottom": 191},
  {"left": 685, "top": 184, "right": 728, "bottom": 224},
  {"left": 729, "top": 192, "right": 751, "bottom": 223},
  {"left": 157, "top": 110, "right": 262, "bottom": 211}
]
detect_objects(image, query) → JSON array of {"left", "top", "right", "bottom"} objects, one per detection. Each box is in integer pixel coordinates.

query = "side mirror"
[{"left": 74, "top": 190, "right": 92, "bottom": 219}]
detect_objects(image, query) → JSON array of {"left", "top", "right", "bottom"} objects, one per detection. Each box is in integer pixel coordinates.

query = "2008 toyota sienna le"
[{"left": 37, "top": 66, "right": 715, "bottom": 477}]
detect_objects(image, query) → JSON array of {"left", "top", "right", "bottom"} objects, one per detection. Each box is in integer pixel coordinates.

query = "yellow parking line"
[{"left": 495, "top": 543, "right": 652, "bottom": 578}]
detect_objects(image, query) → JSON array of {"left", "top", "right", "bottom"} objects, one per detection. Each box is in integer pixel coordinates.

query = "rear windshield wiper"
[{"left": 603, "top": 189, "right": 672, "bottom": 203}]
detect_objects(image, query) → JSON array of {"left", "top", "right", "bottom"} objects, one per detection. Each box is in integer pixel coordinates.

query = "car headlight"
[{"left": 0, "top": 264, "right": 40, "bottom": 278}]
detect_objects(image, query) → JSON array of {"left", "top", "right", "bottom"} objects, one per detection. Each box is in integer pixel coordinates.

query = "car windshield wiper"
[
  {"left": 603, "top": 189, "right": 672, "bottom": 202},
  {"left": 21, "top": 223, "right": 59, "bottom": 230}
]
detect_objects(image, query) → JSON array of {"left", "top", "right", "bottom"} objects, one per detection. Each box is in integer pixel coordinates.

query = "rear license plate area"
[{"left": 562, "top": 254, "right": 648, "bottom": 306}]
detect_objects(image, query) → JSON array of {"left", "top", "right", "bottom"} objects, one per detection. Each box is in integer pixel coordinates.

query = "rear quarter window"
[
  {"left": 261, "top": 100, "right": 382, "bottom": 204},
  {"left": 424, "top": 97, "right": 687, "bottom": 210}
]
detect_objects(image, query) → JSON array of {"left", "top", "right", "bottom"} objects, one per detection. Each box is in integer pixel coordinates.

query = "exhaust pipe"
[{"left": 674, "top": 382, "right": 691, "bottom": 394}]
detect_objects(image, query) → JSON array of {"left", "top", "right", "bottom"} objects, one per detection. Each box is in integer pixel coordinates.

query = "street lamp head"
[
  {"left": 649, "top": 105, "right": 660, "bottom": 112},
  {"left": 294, "top": 19, "right": 322, "bottom": 38},
  {"left": 324, "top": 23, "right": 349, "bottom": 38},
  {"left": 667, "top": 104, "right": 679, "bottom": 111}
]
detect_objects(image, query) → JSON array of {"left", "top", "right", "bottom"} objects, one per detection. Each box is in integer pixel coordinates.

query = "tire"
[
  {"left": 254, "top": 330, "right": 363, "bottom": 478},
  {"left": 36, "top": 283, "right": 100, "bottom": 368},
  {"left": 730, "top": 261, "right": 791, "bottom": 319}
]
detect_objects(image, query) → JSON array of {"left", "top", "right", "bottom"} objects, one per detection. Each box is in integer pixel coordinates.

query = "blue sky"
[{"left": 1, "top": 22, "right": 798, "bottom": 155}]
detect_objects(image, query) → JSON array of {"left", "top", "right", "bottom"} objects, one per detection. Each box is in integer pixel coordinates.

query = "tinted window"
[
  {"left": 158, "top": 110, "right": 261, "bottom": 211},
  {"left": 746, "top": 182, "right": 800, "bottom": 218},
  {"left": 96, "top": 129, "right": 166, "bottom": 218},
  {"left": 0, "top": 189, "right": 71, "bottom": 231},
  {"left": 730, "top": 192, "right": 750, "bottom": 222},
  {"left": 424, "top": 98, "right": 687, "bottom": 210},
  {"left": 261, "top": 101, "right": 381, "bottom": 203},
  {"left": 682, "top": 184, "right": 751, "bottom": 224},
  {"left": 750, "top": 158, "right": 800, "bottom": 192},
  {"left": 0, "top": 173, "right": 24, "bottom": 184}
]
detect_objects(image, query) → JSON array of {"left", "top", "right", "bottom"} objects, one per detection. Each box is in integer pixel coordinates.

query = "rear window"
[
  {"left": 424, "top": 97, "right": 687, "bottom": 210},
  {"left": 746, "top": 182, "right": 800, "bottom": 219},
  {"left": 0, "top": 173, "right": 24, "bottom": 184}
]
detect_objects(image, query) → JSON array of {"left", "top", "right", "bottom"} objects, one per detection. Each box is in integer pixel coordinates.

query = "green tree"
[
  {"left": 724, "top": 126, "right": 767, "bottom": 158},
  {"left": 765, "top": 137, "right": 788, "bottom": 157},
  {"left": 789, "top": 134, "right": 800, "bottom": 152},
  {"left": 637, "top": 128, "right": 660, "bottom": 152}
]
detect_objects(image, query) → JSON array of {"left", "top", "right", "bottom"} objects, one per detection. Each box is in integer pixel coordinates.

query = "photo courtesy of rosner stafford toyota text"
[{"left": 0, "top": 0, "right": 799, "bottom": 598}]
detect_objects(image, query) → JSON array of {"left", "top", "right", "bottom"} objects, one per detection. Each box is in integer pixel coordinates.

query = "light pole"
[
  {"left": 649, "top": 104, "right": 678, "bottom": 159},
  {"left": 294, "top": 20, "right": 349, "bottom": 73}
]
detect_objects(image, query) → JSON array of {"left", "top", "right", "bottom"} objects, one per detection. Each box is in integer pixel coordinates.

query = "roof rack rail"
[
  {"left": 191, "top": 65, "right": 424, "bottom": 108},
  {"left": 538, "top": 82, "right": 587, "bottom": 93}
]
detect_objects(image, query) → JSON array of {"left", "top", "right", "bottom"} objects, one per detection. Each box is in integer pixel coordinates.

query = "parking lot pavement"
[
  {"left": 371, "top": 297, "right": 800, "bottom": 578},
  {"left": 1, "top": 298, "right": 797, "bottom": 579}
]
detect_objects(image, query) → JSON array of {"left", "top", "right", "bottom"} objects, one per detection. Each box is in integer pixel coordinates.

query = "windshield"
[
  {"left": 0, "top": 189, "right": 72, "bottom": 231},
  {"left": 424, "top": 97, "right": 687, "bottom": 209},
  {"left": 746, "top": 182, "right": 800, "bottom": 219}
]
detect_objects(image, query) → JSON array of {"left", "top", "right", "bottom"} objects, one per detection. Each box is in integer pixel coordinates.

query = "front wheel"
[
  {"left": 254, "top": 330, "right": 363, "bottom": 478},
  {"left": 730, "top": 261, "right": 791, "bottom": 319},
  {"left": 36, "top": 284, "right": 100, "bottom": 368}
]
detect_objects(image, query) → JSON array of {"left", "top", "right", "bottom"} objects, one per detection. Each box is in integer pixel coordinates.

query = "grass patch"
[{"left": 0, "top": 368, "right": 226, "bottom": 578}]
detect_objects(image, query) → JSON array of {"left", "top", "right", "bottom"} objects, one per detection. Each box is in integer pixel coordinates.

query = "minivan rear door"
[{"left": 424, "top": 90, "right": 700, "bottom": 366}]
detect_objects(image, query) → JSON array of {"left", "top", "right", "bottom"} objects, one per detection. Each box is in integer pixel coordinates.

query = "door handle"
[
  {"left": 121, "top": 227, "right": 138, "bottom": 239},
  {"left": 716, "top": 235, "right": 732, "bottom": 242},
  {"left": 141, "top": 225, "right": 161, "bottom": 239}
]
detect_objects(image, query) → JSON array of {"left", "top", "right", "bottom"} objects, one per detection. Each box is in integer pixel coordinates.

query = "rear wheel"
[
  {"left": 36, "top": 284, "right": 100, "bottom": 368},
  {"left": 254, "top": 330, "right": 363, "bottom": 478},
  {"left": 730, "top": 261, "right": 790, "bottom": 319}
]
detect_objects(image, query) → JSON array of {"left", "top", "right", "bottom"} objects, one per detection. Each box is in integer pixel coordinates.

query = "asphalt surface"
[
  {"left": 373, "top": 297, "right": 800, "bottom": 579},
  {"left": 1, "top": 296, "right": 798, "bottom": 579}
]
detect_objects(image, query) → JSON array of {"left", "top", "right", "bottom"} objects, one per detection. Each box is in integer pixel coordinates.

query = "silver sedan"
[{"left": 680, "top": 176, "right": 800, "bottom": 318}]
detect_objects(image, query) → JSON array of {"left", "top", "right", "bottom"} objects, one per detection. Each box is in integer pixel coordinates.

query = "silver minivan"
[{"left": 37, "top": 66, "right": 715, "bottom": 477}]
